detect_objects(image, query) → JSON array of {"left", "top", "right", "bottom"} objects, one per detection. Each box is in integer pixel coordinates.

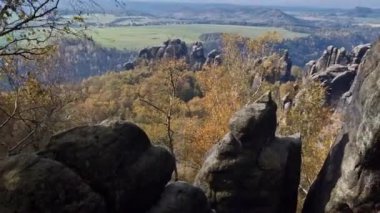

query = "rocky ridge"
[
  {"left": 303, "top": 39, "right": 380, "bottom": 212},
  {"left": 137, "top": 38, "right": 222, "bottom": 71},
  {"left": 305, "top": 43, "right": 371, "bottom": 105}
]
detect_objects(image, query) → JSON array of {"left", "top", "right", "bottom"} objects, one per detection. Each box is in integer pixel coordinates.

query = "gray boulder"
[
  {"left": 194, "top": 93, "right": 301, "bottom": 213},
  {"left": 303, "top": 40, "right": 380, "bottom": 212},
  {"left": 0, "top": 154, "right": 106, "bottom": 213},
  {"left": 352, "top": 43, "right": 371, "bottom": 64},
  {"left": 39, "top": 121, "right": 175, "bottom": 213},
  {"left": 148, "top": 182, "right": 212, "bottom": 213}
]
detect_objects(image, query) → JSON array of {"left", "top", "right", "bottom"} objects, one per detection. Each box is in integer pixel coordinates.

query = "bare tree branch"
[{"left": 0, "top": 90, "right": 18, "bottom": 128}]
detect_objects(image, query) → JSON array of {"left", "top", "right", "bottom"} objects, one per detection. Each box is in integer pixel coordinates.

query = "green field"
[{"left": 89, "top": 24, "right": 308, "bottom": 50}]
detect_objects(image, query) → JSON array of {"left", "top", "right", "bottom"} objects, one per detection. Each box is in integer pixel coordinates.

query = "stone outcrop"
[
  {"left": 303, "top": 40, "right": 380, "bottom": 212},
  {"left": 190, "top": 42, "right": 207, "bottom": 71},
  {"left": 39, "top": 120, "right": 175, "bottom": 213},
  {"left": 123, "top": 61, "right": 135, "bottom": 70},
  {"left": 138, "top": 39, "right": 223, "bottom": 71},
  {"left": 311, "top": 64, "right": 357, "bottom": 104},
  {"left": 0, "top": 121, "right": 214, "bottom": 213},
  {"left": 305, "top": 44, "right": 371, "bottom": 105},
  {"left": 352, "top": 43, "right": 371, "bottom": 64},
  {"left": 0, "top": 154, "right": 106, "bottom": 213},
  {"left": 279, "top": 50, "right": 293, "bottom": 82},
  {"left": 194, "top": 92, "right": 302, "bottom": 213},
  {"left": 139, "top": 39, "right": 188, "bottom": 61},
  {"left": 149, "top": 182, "right": 212, "bottom": 213},
  {"left": 205, "top": 49, "right": 222, "bottom": 66}
]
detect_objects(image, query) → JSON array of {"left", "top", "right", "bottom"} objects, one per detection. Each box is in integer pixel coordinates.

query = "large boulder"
[
  {"left": 39, "top": 121, "right": 175, "bottom": 213},
  {"left": 148, "top": 182, "right": 212, "bottom": 213},
  {"left": 303, "top": 40, "right": 380, "bottom": 212},
  {"left": 0, "top": 154, "right": 106, "bottom": 213},
  {"left": 194, "top": 93, "right": 301, "bottom": 213}
]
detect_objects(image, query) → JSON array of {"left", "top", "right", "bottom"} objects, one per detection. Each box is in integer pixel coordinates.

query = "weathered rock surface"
[
  {"left": 311, "top": 64, "right": 357, "bottom": 104},
  {"left": 194, "top": 93, "right": 301, "bottom": 213},
  {"left": 280, "top": 50, "right": 293, "bottom": 82},
  {"left": 39, "top": 121, "right": 175, "bottom": 213},
  {"left": 303, "top": 40, "right": 380, "bottom": 212},
  {"left": 205, "top": 49, "right": 222, "bottom": 66},
  {"left": 0, "top": 154, "right": 106, "bottom": 213},
  {"left": 148, "top": 182, "right": 212, "bottom": 213},
  {"left": 306, "top": 44, "right": 371, "bottom": 105},
  {"left": 139, "top": 39, "right": 188, "bottom": 61},
  {"left": 138, "top": 39, "right": 222, "bottom": 71},
  {"left": 190, "top": 42, "right": 207, "bottom": 71}
]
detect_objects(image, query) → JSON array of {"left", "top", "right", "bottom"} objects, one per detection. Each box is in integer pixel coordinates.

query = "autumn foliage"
[{"left": 0, "top": 33, "right": 337, "bottom": 190}]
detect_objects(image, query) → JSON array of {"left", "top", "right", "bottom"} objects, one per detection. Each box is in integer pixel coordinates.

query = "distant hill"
[
  {"left": 163, "top": 7, "right": 306, "bottom": 27},
  {"left": 59, "top": 1, "right": 307, "bottom": 27},
  {"left": 343, "top": 7, "right": 380, "bottom": 17}
]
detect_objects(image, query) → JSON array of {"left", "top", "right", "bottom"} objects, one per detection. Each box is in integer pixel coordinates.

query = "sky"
[{"left": 129, "top": 0, "right": 380, "bottom": 9}]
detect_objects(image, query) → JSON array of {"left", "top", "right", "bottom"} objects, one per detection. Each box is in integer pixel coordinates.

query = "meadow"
[{"left": 88, "top": 24, "right": 308, "bottom": 50}]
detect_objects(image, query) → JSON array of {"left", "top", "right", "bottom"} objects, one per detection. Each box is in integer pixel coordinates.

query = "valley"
[{"left": 89, "top": 24, "right": 307, "bottom": 50}]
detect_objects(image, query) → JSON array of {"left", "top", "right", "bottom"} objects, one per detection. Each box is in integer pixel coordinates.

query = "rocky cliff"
[{"left": 303, "top": 39, "right": 380, "bottom": 212}]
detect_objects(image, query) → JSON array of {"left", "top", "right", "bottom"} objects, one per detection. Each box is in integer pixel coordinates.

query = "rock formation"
[
  {"left": 303, "top": 40, "right": 380, "bottom": 212},
  {"left": 149, "top": 182, "right": 211, "bottom": 213},
  {"left": 352, "top": 43, "right": 371, "bottom": 64},
  {"left": 305, "top": 43, "right": 371, "bottom": 105},
  {"left": 0, "top": 154, "right": 106, "bottom": 213},
  {"left": 194, "top": 92, "right": 302, "bottom": 213},
  {"left": 205, "top": 49, "right": 222, "bottom": 66},
  {"left": 190, "top": 42, "right": 207, "bottom": 71},
  {"left": 0, "top": 121, "right": 189, "bottom": 213},
  {"left": 139, "top": 39, "right": 188, "bottom": 61},
  {"left": 138, "top": 39, "right": 222, "bottom": 71},
  {"left": 280, "top": 50, "right": 293, "bottom": 82},
  {"left": 39, "top": 121, "right": 175, "bottom": 213},
  {"left": 123, "top": 61, "right": 135, "bottom": 70}
]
